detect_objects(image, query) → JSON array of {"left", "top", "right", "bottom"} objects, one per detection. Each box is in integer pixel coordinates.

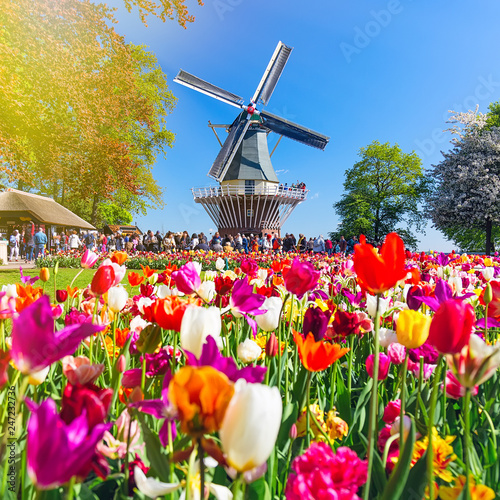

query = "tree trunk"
[
  {"left": 485, "top": 218, "right": 492, "bottom": 255},
  {"left": 91, "top": 195, "right": 99, "bottom": 226}
]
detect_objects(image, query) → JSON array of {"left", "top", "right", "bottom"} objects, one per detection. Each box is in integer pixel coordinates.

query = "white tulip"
[
  {"left": 137, "top": 296, "right": 153, "bottom": 314},
  {"left": 216, "top": 257, "right": 225, "bottom": 271},
  {"left": 107, "top": 286, "right": 128, "bottom": 313},
  {"left": 219, "top": 380, "right": 282, "bottom": 473},
  {"left": 237, "top": 338, "right": 262, "bottom": 363},
  {"left": 366, "top": 294, "right": 391, "bottom": 318},
  {"left": 130, "top": 315, "right": 149, "bottom": 334},
  {"left": 255, "top": 296, "right": 282, "bottom": 332},
  {"left": 28, "top": 365, "right": 50, "bottom": 386},
  {"left": 156, "top": 284, "right": 178, "bottom": 299},
  {"left": 257, "top": 268, "right": 267, "bottom": 281},
  {"left": 2, "top": 284, "right": 17, "bottom": 298},
  {"left": 379, "top": 328, "right": 398, "bottom": 348},
  {"left": 134, "top": 467, "right": 180, "bottom": 498},
  {"left": 204, "top": 270, "right": 217, "bottom": 281},
  {"left": 448, "top": 276, "right": 462, "bottom": 295},
  {"left": 482, "top": 267, "right": 495, "bottom": 281},
  {"left": 180, "top": 306, "right": 222, "bottom": 358},
  {"left": 197, "top": 280, "right": 216, "bottom": 302},
  {"left": 192, "top": 261, "right": 202, "bottom": 276}
]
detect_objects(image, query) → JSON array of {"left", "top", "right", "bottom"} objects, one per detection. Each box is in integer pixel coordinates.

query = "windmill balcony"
[{"left": 192, "top": 184, "right": 308, "bottom": 200}]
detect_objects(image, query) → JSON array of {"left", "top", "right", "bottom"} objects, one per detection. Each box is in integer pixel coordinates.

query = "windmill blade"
[
  {"left": 174, "top": 70, "right": 244, "bottom": 109},
  {"left": 208, "top": 114, "right": 252, "bottom": 181},
  {"left": 260, "top": 110, "right": 330, "bottom": 150},
  {"left": 252, "top": 42, "right": 292, "bottom": 106}
]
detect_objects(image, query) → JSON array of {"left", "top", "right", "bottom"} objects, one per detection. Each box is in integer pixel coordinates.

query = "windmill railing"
[{"left": 192, "top": 185, "right": 309, "bottom": 200}]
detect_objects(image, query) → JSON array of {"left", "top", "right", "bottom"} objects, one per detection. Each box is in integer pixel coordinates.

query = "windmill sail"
[
  {"left": 173, "top": 70, "right": 244, "bottom": 108},
  {"left": 252, "top": 42, "right": 292, "bottom": 106},
  {"left": 208, "top": 114, "right": 252, "bottom": 181},
  {"left": 259, "top": 110, "right": 329, "bottom": 151}
]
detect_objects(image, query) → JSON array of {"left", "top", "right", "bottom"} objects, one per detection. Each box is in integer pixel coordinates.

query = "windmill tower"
[{"left": 174, "top": 42, "right": 329, "bottom": 237}]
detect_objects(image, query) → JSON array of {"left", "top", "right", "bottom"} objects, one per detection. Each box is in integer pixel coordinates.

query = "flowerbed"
[{"left": 0, "top": 236, "right": 499, "bottom": 499}]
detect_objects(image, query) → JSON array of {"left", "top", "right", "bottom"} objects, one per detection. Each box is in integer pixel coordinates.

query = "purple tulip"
[
  {"left": 11, "top": 296, "right": 104, "bottom": 374},
  {"left": 229, "top": 278, "right": 267, "bottom": 336},
  {"left": 302, "top": 306, "right": 331, "bottom": 342},
  {"left": 130, "top": 376, "right": 177, "bottom": 447},
  {"left": 26, "top": 398, "right": 111, "bottom": 489},
  {"left": 172, "top": 262, "right": 201, "bottom": 295},
  {"left": 184, "top": 335, "right": 266, "bottom": 384}
]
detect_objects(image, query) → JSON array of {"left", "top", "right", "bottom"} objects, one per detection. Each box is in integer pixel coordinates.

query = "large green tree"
[
  {"left": 428, "top": 106, "right": 500, "bottom": 254},
  {"left": 331, "top": 141, "right": 429, "bottom": 250},
  {"left": 0, "top": 0, "right": 182, "bottom": 226}
]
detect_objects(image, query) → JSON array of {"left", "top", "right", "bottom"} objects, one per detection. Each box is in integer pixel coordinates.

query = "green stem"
[
  {"left": 330, "top": 360, "right": 338, "bottom": 411},
  {"left": 363, "top": 293, "right": 381, "bottom": 500},
  {"left": 347, "top": 335, "right": 354, "bottom": 394},
  {"left": 463, "top": 388, "right": 472, "bottom": 500},
  {"left": 415, "top": 356, "right": 424, "bottom": 421},
  {"left": 0, "top": 320, "right": 5, "bottom": 351},
  {"left": 198, "top": 438, "right": 205, "bottom": 500},
  {"left": 400, "top": 351, "right": 409, "bottom": 451},
  {"left": 67, "top": 476, "right": 76, "bottom": 500},
  {"left": 427, "top": 354, "right": 444, "bottom": 500},
  {"left": 305, "top": 371, "right": 312, "bottom": 448},
  {"left": 141, "top": 356, "right": 147, "bottom": 397}
]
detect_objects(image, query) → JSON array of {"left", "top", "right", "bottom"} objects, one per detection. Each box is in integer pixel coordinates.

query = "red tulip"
[
  {"left": 91, "top": 265, "right": 115, "bottom": 296},
  {"left": 427, "top": 298, "right": 475, "bottom": 354},
  {"left": 353, "top": 233, "right": 407, "bottom": 295},
  {"left": 56, "top": 289, "right": 68, "bottom": 303},
  {"left": 60, "top": 382, "right": 113, "bottom": 430}
]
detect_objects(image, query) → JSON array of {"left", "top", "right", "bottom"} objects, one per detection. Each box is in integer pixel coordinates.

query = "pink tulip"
[
  {"left": 366, "top": 353, "right": 391, "bottom": 380},
  {"left": 81, "top": 248, "right": 99, "bottom": 269}
]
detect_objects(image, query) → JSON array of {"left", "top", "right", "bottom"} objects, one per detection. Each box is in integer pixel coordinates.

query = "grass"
[{"left": 0, "top": 267, "right": 138, "bottom": 301}]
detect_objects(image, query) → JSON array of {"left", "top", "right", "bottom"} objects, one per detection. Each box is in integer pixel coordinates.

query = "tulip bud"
[
  {"left": 116, "top": 355, "right": 126, "bottom": 373},
  {"left": 366, "top": 353, "right": 391, "bottom": 380},
  {"left": 136, "top": 324, "right": 162, "bottom": 354},
  {"left": 482, "top": 267, "right": 494, "bottom": 282},
  {"left": 107, "top": 286, "right": 128, "bottom": 313},
  {"left": 53, "top": 261, "right": 59, "bottom": 276},
  {"left": 40, "top": 267, "right": 50, "bottom": 282},
  {"left": 484, "top": 282, "right": 493, "bottom": 305},
  {"left": 237, "top": 338, "right": 262, "bottom": 363},
  {"left": 265, "top": 333, "right": 278, "bottom": 358},
  {"left": 91, "top": 265, "right": 115, "bottom": 296},
  {"left": 56, "top": 289, "right": 68, "bottom": 303},
  {"left": 289, "top": 423, "right": 298, "bottom": 440}
]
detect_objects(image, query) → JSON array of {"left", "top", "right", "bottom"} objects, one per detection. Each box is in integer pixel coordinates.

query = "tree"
[
  {"left": 428, "top": 109, "right": 500, "bottom": 254},
  {"left": 331, "top": 141, "right": 429, "bottom": 250},
  {"left": 0, "top": 0, "right": 176, "bottom": 225}
]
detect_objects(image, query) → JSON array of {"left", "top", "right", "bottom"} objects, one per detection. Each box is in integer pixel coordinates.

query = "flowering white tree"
[{"left": 428, "top": 108, "right": 500, "bottom": 254}]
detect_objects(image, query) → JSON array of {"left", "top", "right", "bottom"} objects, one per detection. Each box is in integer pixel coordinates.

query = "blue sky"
[{"left": 108, "top": 0, "right": 500, "bottom": 251}]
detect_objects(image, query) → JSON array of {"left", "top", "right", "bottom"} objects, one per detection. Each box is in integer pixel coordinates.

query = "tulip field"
[{"left": 1, "top": 233, "right": 500, "bottom": 500}]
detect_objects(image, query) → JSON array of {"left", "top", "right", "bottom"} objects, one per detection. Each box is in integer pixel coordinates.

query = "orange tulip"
[
  {"left": 111, "top": 251, "right": 128, "bottom": 265},
  {"left": 15, "top": 283, "right": 43, "bottom": 312},
  {"left": 39, "top": 267, "right": 50, "bottom": 282},
  {"left": 293, "top": 330, "right": 350, "bottom": 372},
  {"left": 353, "top": 233, "right": 407, "bottom": 295},
  {"left": 66, "top": 285, "right": 79, "bottom": 298},
  {"left": 128, "top": 272, "right": 145, "bottom": 287},
  {"left": 168, "top": 366, "right": 234, "bottom": 437},
  {"left": 140, "top": 264, "right": 156, "bottom": 278},
  {"left": 152, "top": 296, "right": 201, "bottom": 332}
]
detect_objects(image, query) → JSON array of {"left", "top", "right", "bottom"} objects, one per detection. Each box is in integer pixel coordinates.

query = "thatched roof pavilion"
[{"left": 0, "top": 189, "right": 94, "bottom": 229}]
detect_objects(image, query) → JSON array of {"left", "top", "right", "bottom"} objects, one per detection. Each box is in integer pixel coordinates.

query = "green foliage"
[
  {"left": 331, "top": 141, "right": 429, "bottom": 250},
  {"left": 97, "top": 202, "right": 133, "bottom": 226}
]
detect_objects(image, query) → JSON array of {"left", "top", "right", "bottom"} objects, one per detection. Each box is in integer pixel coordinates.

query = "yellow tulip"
[
  {"left": 396, "top": 309, "right": 431, "bottom": 349},
  {"left": 39, "top": 267, "right": 50, "bottom": 282}
]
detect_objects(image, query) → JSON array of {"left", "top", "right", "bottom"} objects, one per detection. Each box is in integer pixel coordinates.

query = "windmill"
[{"left": 174, "top": 41, "right": 329, "bottom": 237}]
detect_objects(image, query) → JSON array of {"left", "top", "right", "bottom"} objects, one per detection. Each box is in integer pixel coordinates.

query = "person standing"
[
  {"left": 68, "top": 230, "right": 81, "bottom": 250},
  {"left": 339, "top": 235, "right": 347, "bottom": 255},
  {"left": 313, "top": 235, "right": 325, "bottom": 254},
  {"left": 34, "top": 227, "right": 47, "bottom": 260},
  {"left": 26, "top": 230, "right": 35, "bottom": 262},
  {"left": 9, "top": 229, "right": 20, "bottom": 261}
]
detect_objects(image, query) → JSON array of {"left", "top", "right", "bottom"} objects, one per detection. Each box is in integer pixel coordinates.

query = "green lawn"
[{"left": 0, "top": 267, "right": 137, "bottom": 301}]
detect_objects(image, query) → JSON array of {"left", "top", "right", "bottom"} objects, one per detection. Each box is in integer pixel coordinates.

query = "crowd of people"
[{"left": 7, "top": 225, "right": 360, "bottom": 262}]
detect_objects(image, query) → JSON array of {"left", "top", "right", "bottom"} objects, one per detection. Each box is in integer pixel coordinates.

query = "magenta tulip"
[
  {"left": 171, "top": 262, "right": 201, "bottom": 295},
  {"left": 11, "top": 296, "right": 103, "bottom": 374},
  {"left": 284, "top": 258, "right": 320, "bottom": 299},
  {"left": 366, "top": 353, "right": 390, "bottom": 380},
  {"left": 26, "top": 398, "right": 111, "bottom": 489}
]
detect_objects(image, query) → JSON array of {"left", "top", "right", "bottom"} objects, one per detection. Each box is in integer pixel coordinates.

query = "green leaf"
[
  {"left": 401, "top": 450, "right": 428, "bottom": 499},
  {"left": 136, "top": 413, "right": 172, "bottom": 481},
  {"left": 336, "top": 365, "right": 351, "bottom": 424},
  {"left": 380, "top": 417, "right": 416, "bottom": 500},
  {"left": 247, "top": 477, "right": 272, "bottom": 500},
  {"left": 276, "top": 402, "right": 298, "bottom": 450}
]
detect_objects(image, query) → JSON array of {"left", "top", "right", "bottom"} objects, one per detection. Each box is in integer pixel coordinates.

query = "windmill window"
[{"left": 247, "top": 209, "right": 254, "bottom": 217}]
